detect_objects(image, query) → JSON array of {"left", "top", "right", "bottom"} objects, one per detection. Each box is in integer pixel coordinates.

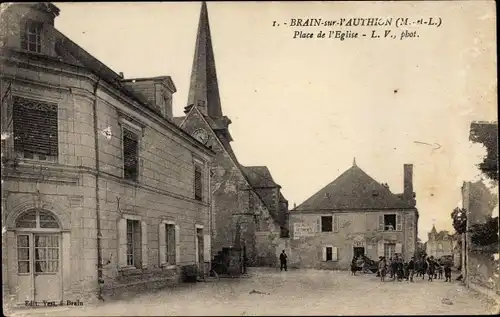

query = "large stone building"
[
  {"left": 288, "top": 160, "right": 419, "bottom": 269},
  {"left": 173, "top": 2, "right": 289, "bottom": 266},
  {"left": 425, "top": 225, "right": 454, "bottom": 259},
  {"left": 1, "top": 2, "right": 215, "bottom": 306}
]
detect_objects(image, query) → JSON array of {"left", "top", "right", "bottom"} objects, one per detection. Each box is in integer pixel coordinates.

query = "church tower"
[{"left": 184, "top": 1, "right": 233, "bottom": 144}]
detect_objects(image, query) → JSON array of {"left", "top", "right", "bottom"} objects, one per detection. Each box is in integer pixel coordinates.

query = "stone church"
[
  {"left": 289, "top": 160, "right": 419, "bottom": 270},
  {"left": 173, "top": 2, "right": 290, "bottom": 267}
]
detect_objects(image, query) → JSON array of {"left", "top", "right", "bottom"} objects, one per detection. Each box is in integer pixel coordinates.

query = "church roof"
[
  {"left": 172, "top": 117, "right": 184, "bottom": 126},
  {"left": 241, "top": 166, "right": 279, "bottom": 188},
  {"left": 294, "top": 162, "right": 415, "bottom": 211},
  {"left": 186, "top": 1, "right": 223, "bottom": 118}
]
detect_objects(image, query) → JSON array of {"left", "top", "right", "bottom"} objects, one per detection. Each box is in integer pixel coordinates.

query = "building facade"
[
  {"left": 173, "top": 2, "right": 289, "bottom": 267},
  {"left": 289, "top": 160, "right": 419, "bottom": 270},
  {"left": 1, "top": 2, "right": 214, "bottom": 306},
  {"left": 425, "top": 225, "right": 454, "bottom": 259}
]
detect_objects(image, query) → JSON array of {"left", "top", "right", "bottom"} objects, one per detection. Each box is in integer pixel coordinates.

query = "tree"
[
  {"left": 469, "top": 122, "right": 498, "bottom": 181},
  {"left": 451, "top": 207, "right": 467, "bottom": 234}
]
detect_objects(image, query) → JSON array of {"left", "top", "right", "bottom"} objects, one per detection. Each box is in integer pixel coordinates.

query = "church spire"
[
  {"left": 430, "top": 223, "right": 437, "bottom": 234},
  {"left": 186, "top": 1, "right": 223, "bottom": 118}
]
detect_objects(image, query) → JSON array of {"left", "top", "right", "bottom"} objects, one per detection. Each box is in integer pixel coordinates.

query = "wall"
[
  {"left": 1, "top": 33, "right": 212, "bottom": 304},
  {"left": 179, "top": 109, "right": 281, "bottom": 265},
  {"left": 289, "top": 210, "right": 417, "bottom": 269},
  {"left": 426, "top": 238, "right": 453, "bottom": 259},
  {"left": 463, "top": 180, "right": 500, "bottom": 301}
]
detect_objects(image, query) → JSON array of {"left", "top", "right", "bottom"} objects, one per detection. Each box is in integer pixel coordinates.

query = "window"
[
  {"left": 34, "top": 235, "right": 59, "bottom": 273},
  {"left": 326, "top": 247, "right": 333, "bottom": 261},
  {"left": 15, "top": 210, "right": 60, "bottom": 274},
  {"left": 194, "top": 164, "right": 203, "bottom": 201},
  {"left": 384, "top": 214, "right": 396, "bottom": 231},
  {"left": 322, "top": 246, "right": 338, "bottom": 262},
  {"left": 16, "top": 209, "right": 59, "bottom": 229},
  {"left": 123, "top": 128, "right": 139, "bottom": 181},
  {"left": 13, "top": 96, "right": 58, "bottom": 161},
  {"left": 17, "top": 235, "right": 30, "bottom": 273},
  {"left": 20, "top": 20, "right": 42, "bottom": 53},
  {"left": 166, "top": 224, "right": 176, "bottom": 265},
  {"left": 384, "top": 243, "right": 396, "bottom": 259},
  {"left": 437, "top": 243, "right": 443, "bottom": 251},
  {"left": 321, "top": 216, "right": 333, "bottom": 232},
  {"left": 196, "top": 227, "right": 204, "bottom": 263},
  {"left": 126, "top": 219, "right": 141, "bottom": 267}
]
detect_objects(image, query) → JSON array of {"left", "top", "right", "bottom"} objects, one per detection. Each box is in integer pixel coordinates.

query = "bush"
[{"left": 470, "top": 216, "right": 499, "bottom": 247}]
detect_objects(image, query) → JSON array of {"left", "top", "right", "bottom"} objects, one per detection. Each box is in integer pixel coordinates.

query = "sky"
[{"left": 54, "top": 1, "right": 497, "bottom": 242}]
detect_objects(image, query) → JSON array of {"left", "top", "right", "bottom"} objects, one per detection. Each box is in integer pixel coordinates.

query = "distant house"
[
  {"left": 425, "top": 225, "right": 454, "bottom": 259},
  {"left": 289, "top": 160, "right": 419, "bottom": 270}
]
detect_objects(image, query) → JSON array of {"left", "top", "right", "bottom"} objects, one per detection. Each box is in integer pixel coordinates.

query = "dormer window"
[{"left": 21, "top": 20, "right": 42, "bottom": 53}]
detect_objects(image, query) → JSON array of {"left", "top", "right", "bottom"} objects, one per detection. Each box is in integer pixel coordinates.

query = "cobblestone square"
[{"left": 9, "top": 268, "right": 497, "bottom": 316}]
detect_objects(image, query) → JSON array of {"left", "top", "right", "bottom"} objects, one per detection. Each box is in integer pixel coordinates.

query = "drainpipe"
[
  {"left": 92, "top": 79, "right": 104, "bottom": 301},
  {"left": 207, "top": 164, "right": 212, "bottom": 275}
]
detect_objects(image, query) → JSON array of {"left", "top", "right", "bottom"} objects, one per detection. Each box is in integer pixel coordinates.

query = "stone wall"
[
  {"left": 289, "top": 210, "right": 418, "bottom": 269},
  {"left": 462, "top": 180, "right": 499, "bottom": 302},
  {"left": 179, "top": 109, "right": 281, "bottom": 265},
  {"left": 1, "top": 44, "right": 212, "bottom": 304}
]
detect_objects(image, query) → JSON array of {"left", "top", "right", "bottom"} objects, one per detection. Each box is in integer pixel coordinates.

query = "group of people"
[{"left": 376, "top": 254, "right": 453, "bottom": 282}]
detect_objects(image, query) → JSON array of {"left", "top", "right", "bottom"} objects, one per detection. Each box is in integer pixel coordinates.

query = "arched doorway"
[{"left": 14, "top": 209, "right": 62, "bottom": 303}]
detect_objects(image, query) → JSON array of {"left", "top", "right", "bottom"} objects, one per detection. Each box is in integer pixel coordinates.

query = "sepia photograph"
[{"left": 1, "top": 1, "right": 498, "bottom": 316}]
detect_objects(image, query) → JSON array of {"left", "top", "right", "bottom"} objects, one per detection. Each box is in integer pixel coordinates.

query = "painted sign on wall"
[{"left": 293, "top": 223, "right": 314, "bottom": 239}]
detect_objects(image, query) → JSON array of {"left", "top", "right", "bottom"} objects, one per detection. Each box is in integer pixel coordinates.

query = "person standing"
[
  {"left": 279, "top": 250, "right": 287, "bottom": 272},
  {"left": 351, "top": 257, "right": 358, "bottom": 276},
  {"left": 379, "top": 257, "right": 387, "bottom": 282},
  {"left": 427, "top": 257, "right": 435, "bottom": 282},
  {"left": 408, "top": 256, "right": 416, "bottom": 282},
  {"left": 421, "top": 257, "right": 428, "bottom": 280},
  {"left": 444, "top": 262, "right": 452, "bottom": 282},
  {"left": 391, "top": 257, "right": 398, "bottom": 280}
]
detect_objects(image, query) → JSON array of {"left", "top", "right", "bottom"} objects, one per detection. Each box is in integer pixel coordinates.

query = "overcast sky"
[{"left": 54, "top": 1, "right": 497, "bottom": 241}]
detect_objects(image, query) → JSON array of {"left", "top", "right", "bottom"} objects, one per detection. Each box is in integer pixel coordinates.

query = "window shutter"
[
  {"left": 158, "top": 223, "right": 166, "bottom": 265},
  {"left": 118, "top": 218, "right": 127, "bottom": 267},
  {"left": 377, "top": 240, "right": 385, "bottom": 257},
  {"left": 203, "top": 234, "right": 211, "bottom": 262},
  {"left": 332, "top": 247, "right": 338, "bottom": 261},
  {"left": 194, "top": 165, "right": 202, "bottom": 200},
  {"left": 396, "top": 214, "right": 402, "bottom": 231},
  {"left": 395, "top": 243, "right": 402, "bottom": 254},
  {"left": 316, "top": 218, "right": 321, "bottom": 233},
  {"left": 123, "top": 128, "right": 139, "bottom": 180},
  {"left": 378, "top": 214, "right": 384, "bottom": 231},
  {"left": 141, "top": 221, "right": 148, "bottom": 268},
  {"left": 322, "top": 247, "right": 327, "bottom": 262},
  {"left": 333, "top": 215, "right": 339, "bottom": 232},
  {"left": 175, "top": 225, "right": 180, "bottom": 265},
  {"left": 13, "top": 97, "right": 58, "bottom": 157}
]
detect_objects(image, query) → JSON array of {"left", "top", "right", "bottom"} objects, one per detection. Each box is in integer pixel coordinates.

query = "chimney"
[
  {"left": 403, "top": 164, "right": 415, "bottom": 206},
  {"left": 119, "top": 72, "right": 124, "bottom": 78}
]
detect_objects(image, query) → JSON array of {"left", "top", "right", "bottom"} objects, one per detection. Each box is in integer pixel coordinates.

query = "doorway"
[
  {"left": 353, "top": 247, "right": 365, "bottom": 258},
  {"left": 15, "top": 209, "right": 62, "bottom": 304},
  {"left": 196, "top": 227, "right": 204, "bottom": 277}
]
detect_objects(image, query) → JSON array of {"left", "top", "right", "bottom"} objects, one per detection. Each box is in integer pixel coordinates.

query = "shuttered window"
[
  {"left": 20, "top": 20, "right": 42, "bottom": 53},
  {"left": 123, "top": 128, "right": 139, "bottom": 181},
  {"left": 13, "top": 96, "right": 58, "bottom": 160},
  {"left": 194, "top": 165, "right": 202, "bottom": 201}
]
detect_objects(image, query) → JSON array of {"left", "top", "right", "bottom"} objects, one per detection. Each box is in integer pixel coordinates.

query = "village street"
[{"left": 9, "top": 268, "right": 497, "bottom": 316}]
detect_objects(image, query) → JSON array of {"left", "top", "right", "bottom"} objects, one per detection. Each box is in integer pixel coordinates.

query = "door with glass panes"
[{"left": 16, "top": 210, "right": 62, "bottom": 303}]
